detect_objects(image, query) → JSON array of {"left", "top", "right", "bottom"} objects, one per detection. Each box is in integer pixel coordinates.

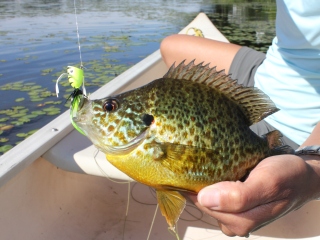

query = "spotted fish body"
[{"left": 72, "top": 61, "right": 292, "bottom": 236}]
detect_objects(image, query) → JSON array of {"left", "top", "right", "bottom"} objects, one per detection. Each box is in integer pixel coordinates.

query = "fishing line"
[
  {"left": 122, "top": 181, "right": 131, "bottom": 240},
  {"left": 92, "top": 149, "right": 133, "bottom": 239},
  {"left": 93, "top": 149, "right": 132, "bottom": 184},
  {"left": 130, "top": 183, "right": 157, "bottom": 206},
  {"left": 146, "top": 204, "right": 158, "bottom": 240},
  {"left": 182, "top": 204, "right": 219, "bottom": 229},
  {"left": 73, "top": 0, "right": 83, "bottom": 68},
  {"left": 55, "top": 0, "right": 86, "bottom": 103}
]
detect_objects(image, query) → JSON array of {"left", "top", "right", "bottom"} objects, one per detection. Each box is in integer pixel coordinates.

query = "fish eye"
[{"left": 103, "top": 99, "right": 118, "bottom": 112}]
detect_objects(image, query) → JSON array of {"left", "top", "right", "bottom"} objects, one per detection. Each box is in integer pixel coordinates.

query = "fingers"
[
  {"left": 197, "top": 178, "right": 277, "bottom": 213},
  {"left": 191, "top": 192, "right": 291, "bottom": 237},
  {"left": 188, "top": 155, "right": 315, "bottom": 237},
  {"left": 197, "top": 155, "right": 309, "bottom": 213},
  {"left": 206, "top": 198, "right": 290, "bottom": 237}
]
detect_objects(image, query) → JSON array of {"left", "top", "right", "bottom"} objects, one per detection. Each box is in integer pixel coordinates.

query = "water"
[{"left": 0, "top": 0, "right": 276, "bottom": 154}]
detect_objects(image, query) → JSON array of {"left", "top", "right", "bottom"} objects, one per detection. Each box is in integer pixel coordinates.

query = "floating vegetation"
[
  {"left": 31, "top": 110, "right": 46, "bottom": 115},
  {"left": 0, "top": 125, "right": 14, "bottom": 131},
  {"left": 0, "top": 145, "right": 13, "bottom": 154},
  {"left": 16, "top": 129, "right": 38, "bottom": 139},
  {"left": 15, "top": 55, "right": 38, "bottom": 62},
  {"left": 0, "top": 117, "right": 9, "bottom": 123},
  {"left": 16, "top": 132, "right": 28, "bottom": 138},
  {"left": 0, "top": 86, "right": 63, "bottom": 151},
  {"left": 0, "top": 56, "right": 132, "bottom": 154},
  {"left": 15, "top": 97, "right": 25, "bottom": 102},
  {"left": 0, "top": 31, "right": 8, "bottom": 36},
  {"left": 206, "top": 1, "right": 276, "bottom": 53},
  {"left": 108, "top": 35, "right": 131, "bottom": 41},
  {"left": 104, "top": 44, "right": 120, "bottom": 52},
  {"left": 43, "top": 106, "right": 61, "bottom": 116},
  {"left": 44, "top": 100, "right": 61, "bottom": 105},
  {"left": 41, "top": 68, "right": 55, "bottom": 76},
  {"left": 0, "top": 137, "right": 9, "bottom": 143}
]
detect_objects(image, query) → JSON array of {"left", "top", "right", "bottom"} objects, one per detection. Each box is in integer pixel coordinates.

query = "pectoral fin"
[{"left": 156, "top": 190, "right": 186, "bottom": 233}]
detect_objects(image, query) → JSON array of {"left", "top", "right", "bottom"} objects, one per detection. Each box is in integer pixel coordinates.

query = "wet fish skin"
[{"left": 72, "top": 60, "right": 293, "bottom": 236}]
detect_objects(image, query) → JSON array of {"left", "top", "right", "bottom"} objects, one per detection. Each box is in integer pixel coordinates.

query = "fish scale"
[{"left": 72, "top": 60, "right": 294, "bottom": 239}]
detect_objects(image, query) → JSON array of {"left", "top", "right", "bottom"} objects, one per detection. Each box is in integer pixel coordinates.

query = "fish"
[{"left": 71, "top": 60, "right": 294, "bottom": 238}]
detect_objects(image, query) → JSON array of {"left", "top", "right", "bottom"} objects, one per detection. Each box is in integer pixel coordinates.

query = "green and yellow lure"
[{"left": 55, "top": 66, "right": 87, "bottom": 135}]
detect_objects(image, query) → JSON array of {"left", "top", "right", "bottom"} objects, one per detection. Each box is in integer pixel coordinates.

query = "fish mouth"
[{"left": 102, "top": 129, "right": 149, "bottom": 155}]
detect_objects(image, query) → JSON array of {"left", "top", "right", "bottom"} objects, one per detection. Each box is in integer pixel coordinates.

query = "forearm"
[{"left": 300, "top": 122, "right": 320, "bottom": 147}]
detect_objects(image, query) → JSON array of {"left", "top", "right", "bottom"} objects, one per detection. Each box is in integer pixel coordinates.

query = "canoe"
[{"left": 1, "top": 12, "right": 320, "bottom": 240}]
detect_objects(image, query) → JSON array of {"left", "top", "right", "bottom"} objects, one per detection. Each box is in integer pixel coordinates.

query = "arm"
[
  {"left": 160, "top": 34, "right": 241, "bottom": 73},
  {"left": 189, "top": 122, "right": 320, "bottom": 237}
]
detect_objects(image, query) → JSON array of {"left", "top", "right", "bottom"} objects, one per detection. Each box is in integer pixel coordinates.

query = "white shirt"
[{"left": 255, "top": 0, "right": 320, "bottom": 145}]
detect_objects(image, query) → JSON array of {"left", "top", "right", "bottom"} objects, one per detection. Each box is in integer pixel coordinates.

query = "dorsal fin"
[{"left": 163, "top": 60, "right": 278, "bottom": 125}]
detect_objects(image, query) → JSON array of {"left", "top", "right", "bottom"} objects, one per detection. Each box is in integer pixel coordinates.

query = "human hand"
[{"left": 188, "top": 154, "right": 320, "bottom": 237}]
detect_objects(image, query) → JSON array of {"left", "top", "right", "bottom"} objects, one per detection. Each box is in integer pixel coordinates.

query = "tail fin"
[{"left": 264, "top": 130, "right": 295, "bottom": 155}]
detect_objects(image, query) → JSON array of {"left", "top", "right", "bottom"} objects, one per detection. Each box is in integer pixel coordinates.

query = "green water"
[{"left": 0, "top": 0, "right": 276, "bottom": 154}]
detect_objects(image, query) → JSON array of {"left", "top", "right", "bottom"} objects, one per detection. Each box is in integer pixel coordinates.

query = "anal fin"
[{"left": 156, "top": 190, "right": 186, "bottom": 239}]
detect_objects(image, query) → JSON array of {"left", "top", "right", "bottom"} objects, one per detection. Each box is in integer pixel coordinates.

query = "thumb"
[{"left": 197, "top": 178, "right": 270, "bottom": 213}]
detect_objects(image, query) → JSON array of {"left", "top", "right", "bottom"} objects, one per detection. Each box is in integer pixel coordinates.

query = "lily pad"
[
  {"left": 31, "top": 110, "right": 46, "bottom": 115},
  {"left": 30, "top": 97, "right": 45, "bottom": 102},
  {"left": 24, "top": 114, "right": 39, "bottom": 119},
  {"left": 25, "top": 82, "right": 36, "bottom": 86},
  {"left": 46, "top": 111, "right": 61, "bottom": 116},
  {"left": 29, "top": 85, "right": 42, "bottom": 90},
  {"left": 10, "top": 113, "right": 28, "bottom": 118},
  {"left": 12, "top": 106, "right": 26, "bottom": 110},
  {"left": 28, "top": 129, "right": 38, "bottom": 135},
  {"left": 43, "top": 106, "right": 61, "bottom": 116},
  {"left": 16, "top": 133, "right": 28, "bottom": 138},
  {"left": 15, "top": 97, "right": 25, "bottom": 102},
  {"left": 17, "top": 117, "right": 31, "bottom": 123},
  {"left": 0, "top": 145, "right": 13, "bottom": 154},
  {"left": 0, "top": 125, "right": 14, "bottom": 131},
  {"left": 43, "top": 107, "right": 60, "bottom": 112},
  {"left": 43, "top": 101, "right": 62, "bottom": 105},
  {"left": 11, "top": 121, "right": 24, "bottom": 126},
  {"left": 0, "top": 117, "right": 9, "bottom": 123},
  {"left": 40, "top": 91, "right": 54, "bottom": 97}
]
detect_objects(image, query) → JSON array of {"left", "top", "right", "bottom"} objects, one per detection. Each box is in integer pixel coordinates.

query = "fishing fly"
[
  {"left": 55, "top": 66, "right": 86, "bottom": 97},
  {"left": 55, "top": 0, "right": 87, "bottom": 135},
  {"left": 55, "top": 66, "right": 87, "bottom": 135}
]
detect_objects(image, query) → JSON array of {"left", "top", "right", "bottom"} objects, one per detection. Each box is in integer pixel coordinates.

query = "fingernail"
[{"left": 198, "top": 188, "right": 220, "bottom": 209}]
